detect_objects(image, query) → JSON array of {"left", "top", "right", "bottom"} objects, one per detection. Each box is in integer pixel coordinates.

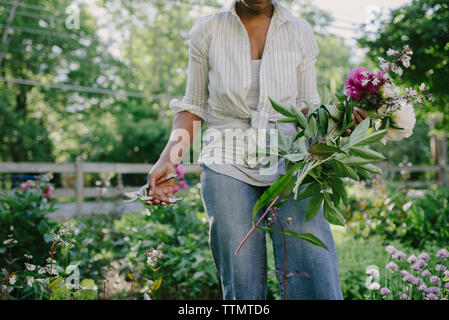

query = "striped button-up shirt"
[{"left": 169, "top": 0, "right": 320, "bottom": 168}]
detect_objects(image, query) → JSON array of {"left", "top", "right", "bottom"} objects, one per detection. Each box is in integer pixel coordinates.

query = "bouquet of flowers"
[{"left": 235, "top": 45, "right": 434, "bottom": 253}]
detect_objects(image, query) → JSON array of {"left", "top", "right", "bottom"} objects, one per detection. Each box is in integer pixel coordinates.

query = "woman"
[{"left": 146, "top": 0, "right": 367, "bottom": 299}]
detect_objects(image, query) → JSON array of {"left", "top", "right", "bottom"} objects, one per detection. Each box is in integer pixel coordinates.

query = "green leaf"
[
  {"left": 305, "top": 196, "right": 323, "bottom": 221},
  {"left": 256, "top": 223, "right": 328, "bottom": 250},
  {"left": 291, "top": 108, "right": 308, "bottom": 130},
  {"left": 324, "top": 104, "right": 341, "bottom": 121},
  {"left": 338, "top": 156, "right": 373, "bottom": 166},
  {"left": 307, "top": 116, "right": 318, "bottom": 138},
  {"left": 284, "top": 153, "right": 308, "bottom": 163},
  {"left": 309, "top": 143, "right": 340, "bottom": 159},
  {"left": 269, "top": 97, "right": 295, "bottom": 117},
  {"left": 251, "top": 161, "right": 305, "bottom": 220},
  {"left": 359, "top": 163, "right": 383, "bottom": 175},
  {"left": 334, "top": 160, "right": 359, "bottom": 181},
  {"left": 296, "top": 182, "right": 321, "bottom": 201},
  {"left": 348, "top": 117, "right": 370, "bottom": 146},
  {"left": 317, "top": 107, "right": 329, "bottom": 137},
  {"left": 323, "top": 194, "right": 346, "bottom": 226},
  {"left": 352, "top": 129, "right": 388, "bottom": 147},
  {"left": 49, "top": 277, "right": 63, "bottom": 290},
  {"left": 150, "top": 276, "right": 162, "bottom": 291},
  {"left": 356, "top": 166, "right": 372, "bottom": 179},
  {"left": 349, "top": 146, "right": 385, "bottom": 160},
  {"left": 330, "top": 177, "right": 348, "bottom": 207},
  {"left": 277, "top": 117, "right": 297, "bottom": 123}
]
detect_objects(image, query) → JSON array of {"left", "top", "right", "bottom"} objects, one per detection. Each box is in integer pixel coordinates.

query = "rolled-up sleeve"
[
  {"left": 169, "top": 16, "right": 210, "bottom": 120},
  {"left": 296, "top": 19, "right": 321, "bottom": 111}
]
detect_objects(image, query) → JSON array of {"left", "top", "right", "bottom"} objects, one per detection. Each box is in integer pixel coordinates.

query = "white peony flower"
[{"left": 376, "top": 102, "right": 416, "bottom": 145}]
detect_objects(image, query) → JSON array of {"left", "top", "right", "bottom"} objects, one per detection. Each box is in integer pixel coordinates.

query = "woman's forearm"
[{"left": 159, "top": 111, "right": 204, "bottom": 165}]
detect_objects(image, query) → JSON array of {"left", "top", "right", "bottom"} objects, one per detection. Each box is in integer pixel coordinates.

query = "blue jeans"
[{"left": 200, "top": 163, "right": 343, "bottom": 300}]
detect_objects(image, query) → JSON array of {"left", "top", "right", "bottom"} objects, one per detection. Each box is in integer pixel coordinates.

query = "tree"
[{"left": 358, "top": 0, "right": 449, "bottom": 130}]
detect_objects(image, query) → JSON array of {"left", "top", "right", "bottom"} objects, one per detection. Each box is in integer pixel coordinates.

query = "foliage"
[
  {"left": 345, "top": 182, "right": 449, "bottom": 249},
  {"left": 0, "top": 176, "right": 57, "bottom": 270},
  {"left": 358, "top": 0, "right": 449, "bottom": 131},
  {"left": 335, "top": 235, "right": 402, "bottom": 300}
]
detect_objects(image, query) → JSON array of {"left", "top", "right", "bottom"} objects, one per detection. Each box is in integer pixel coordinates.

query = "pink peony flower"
[
  {"left": 176, "top": 165, "right": 185, "bottom": 180},
  {"left": 344, "top": 67, "right": 384, "bottom": 100}
]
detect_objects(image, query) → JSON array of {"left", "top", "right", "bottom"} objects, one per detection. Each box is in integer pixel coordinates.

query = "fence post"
[{"left": 75, "top": 156, "right": 84, "bottom": 217}]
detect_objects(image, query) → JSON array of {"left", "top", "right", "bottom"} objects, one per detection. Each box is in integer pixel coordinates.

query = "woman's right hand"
[{"left": 146, "top": 157, "right": 177, "bottom": 207}]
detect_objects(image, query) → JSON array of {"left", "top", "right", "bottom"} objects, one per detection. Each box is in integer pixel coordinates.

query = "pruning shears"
[{"left": 123, "top": 173, "right": 182, "bottom": 204}]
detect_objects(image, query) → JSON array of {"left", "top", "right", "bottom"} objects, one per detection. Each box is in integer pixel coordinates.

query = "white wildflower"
[
  {"left": 9, "top": 275, "right": 17, "bottom": 285},
  {"left": 387, "top": 48, "right": 399, "bottom": 56},
  {"left": 419, "top": 83, "right": 427, "bottom": 92},
  {"left": 26, "top": 276, "right": 35, "bottom": 287},
  {"left": 25, "top": 263, "right": 36, "bottom": 271}
]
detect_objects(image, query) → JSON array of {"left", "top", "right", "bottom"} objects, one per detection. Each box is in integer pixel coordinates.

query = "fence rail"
[{"left": 0, "top": 159, "right": 447, "bottom": 217}]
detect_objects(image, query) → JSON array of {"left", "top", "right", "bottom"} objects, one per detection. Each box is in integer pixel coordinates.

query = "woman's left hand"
[{"left": 343, "top": 107, "right": 368, "bottom": 136}]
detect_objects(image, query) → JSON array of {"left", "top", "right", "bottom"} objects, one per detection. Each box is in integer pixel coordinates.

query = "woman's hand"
[
  {"left": 146, "top": 156, "right": 177, "bottom": 207},
  {"left": 343, "top": 106, "right": 368, "bottom": 136}
]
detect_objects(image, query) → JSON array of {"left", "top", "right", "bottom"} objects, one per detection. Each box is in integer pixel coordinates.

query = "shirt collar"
[{"left": 218, "top": 0, "right": 295, "bottom": 24}]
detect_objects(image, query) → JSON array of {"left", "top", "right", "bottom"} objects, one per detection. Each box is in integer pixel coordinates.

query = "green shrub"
[
  {"left": 0, "top": 176, "right": 57, "bottom": 270},
  {"left": 345, "top": 182, "right": 449, "bottom": 249}
]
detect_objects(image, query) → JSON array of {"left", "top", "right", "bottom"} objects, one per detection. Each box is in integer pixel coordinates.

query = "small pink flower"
[
  {"left": 173, "top": 185, "right": 179, "bottom": 194},
  {"left": 20, "top": 182, "right": 29, "bottom": 190},
  {"left": 43, "top": 187, "right": 52, "bottom": 196},
  {"left": 177, "top": 180, "right": 188, "bottom": 189},
  {"left": 176, "top": 165, "right": 185, "bottom": 180}
]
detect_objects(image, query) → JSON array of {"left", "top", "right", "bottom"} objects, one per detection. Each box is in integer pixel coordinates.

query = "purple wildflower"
[
  {"left": 400, "top": 294, "right": 407, "bottom": 300},
  {"left": 380, "top": 287, "right": 390, "bottom": 296},
  {"left": 387, "top": 262, "right": 399, "bottom": 272},
  {"left": 411, "top": 263, "right": 422, "bottom": 271},
  {"left": 393, "top": 250, "right": 406, "bottom": 260},
  {"left": 426, "top": 293, "right": 438, "bottom": 300},
  {"left": 429, "top": 276, "right": 441, "bottom": 285},
  {"left": 386, "top": 245, "right": 397, "bottom": 255},
  {"left": 435, "top": 264, "right": 447, "bottom": 272},
  {"left": 436, "top": 248, "right": 449, "bottom": 259},
  {"left": 402, "top": 274, "right": 417, "bottom": 284},
  {"left": 426, "top": 287, "right": 441, "bottom": 295},
  {"left": 366, "top": 268, "right": 379, "bottom": 278},
  {"left": 421, "top": 270, "right": 431, "bottom": 278},
  {"left": 444, "top": 270, "right": 449, "bottom": 277},
  {"left": 400, "top": 270, "right": 409, "bottom": 277},
  {"left": 418, "top": 284, "right": 427, "bottom": 291},
  {"left": 407, "top": 254, "right": 418, "bottom": 264},
  {"left": 415, "top": 259, "right": 428, "bottom": 269},
  {"left": 418, "top": 252, "right": 430, "bottom": 261}
]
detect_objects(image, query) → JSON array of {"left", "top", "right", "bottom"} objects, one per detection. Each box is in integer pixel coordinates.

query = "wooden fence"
[{"left": 0, "top": 158, "right": 447, "bottom": 217}]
